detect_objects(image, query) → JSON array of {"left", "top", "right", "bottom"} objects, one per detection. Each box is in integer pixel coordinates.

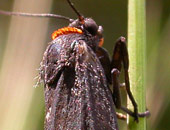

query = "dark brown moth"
[{"left": 0, "top": 0, "right": 150, "bottom": 130}]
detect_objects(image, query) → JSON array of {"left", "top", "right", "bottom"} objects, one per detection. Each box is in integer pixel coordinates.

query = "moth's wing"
[
  {"left": 41, "top": 36, "right": 118, "bottom": 130},
  {"left": 40, "top": 38, "right": 73, "bottom": 130},
  {"left": 40, "top": 41, "right": 65, "bottom": 86},
  {"left": 68, "top": 41, "right": 118, "bottom": 130}
]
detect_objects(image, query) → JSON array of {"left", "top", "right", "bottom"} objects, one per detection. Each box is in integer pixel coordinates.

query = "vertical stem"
[{"left": 127, "top": 0, "right": 146, "bottom": 129}]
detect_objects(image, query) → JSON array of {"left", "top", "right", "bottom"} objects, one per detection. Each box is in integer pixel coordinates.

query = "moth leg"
[
  {"left": 121, "top": 106, "right": 150, "bottom": 117},
  {"left": 111, "top": 37, "right": 150, "bottom": 122},
  {"left": 120, "top": 83, "right": 126, "bottom": 88},
  {"left": 116, "top": 112, "right": 127, "bottom": 120},
  {"left": 111, "top": 69, "right": 122, "bottom": 109},
  {"left": 112, "top": 68, "right": 150, "bottom": 120}
]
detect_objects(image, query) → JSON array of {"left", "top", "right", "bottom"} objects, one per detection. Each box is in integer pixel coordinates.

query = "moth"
[{"left": 0, "top": 0, "right": 150, "bottom": 130}]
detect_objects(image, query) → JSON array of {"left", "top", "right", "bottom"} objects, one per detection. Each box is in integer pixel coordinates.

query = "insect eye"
[
  {"left": 84, "top": 18, "right": 98, "bottom": 35},
  {"left": 85, "top": 24, "right": 98, "bottom": 35}
]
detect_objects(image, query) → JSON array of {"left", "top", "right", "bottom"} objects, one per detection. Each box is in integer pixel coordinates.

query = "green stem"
[{"left": 127, "top": 0, "right": 146, "bottom": 129}]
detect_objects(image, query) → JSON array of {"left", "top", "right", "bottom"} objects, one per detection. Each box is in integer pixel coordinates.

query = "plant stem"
[{"left": 127, "top": 0, "right": 146, "bottom": 129}]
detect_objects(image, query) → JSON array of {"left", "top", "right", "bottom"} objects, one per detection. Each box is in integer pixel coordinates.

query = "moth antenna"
[
  {"left": 67, "top": 0, "right": 84, "bottom": 22},
  {"left": 0, "top": 10, "right": 74, "bottom": 22}
]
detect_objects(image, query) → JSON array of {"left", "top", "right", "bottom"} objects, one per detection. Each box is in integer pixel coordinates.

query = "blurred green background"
[{"left": 0, "top": 0, "right": 169, "bottom": 130}]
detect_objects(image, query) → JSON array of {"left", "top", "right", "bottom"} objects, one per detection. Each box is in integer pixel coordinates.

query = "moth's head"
[
  {"left": 69, "top": 17, "right": 104, "bottom": 47},
  {"left": 66, "top": 0, "right": 104, "bottom": 48}
]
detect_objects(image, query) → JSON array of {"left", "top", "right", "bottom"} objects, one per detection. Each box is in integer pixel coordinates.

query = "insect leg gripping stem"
[{"left": 111, "top": 37, "right": 150, "bottom": 122}]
